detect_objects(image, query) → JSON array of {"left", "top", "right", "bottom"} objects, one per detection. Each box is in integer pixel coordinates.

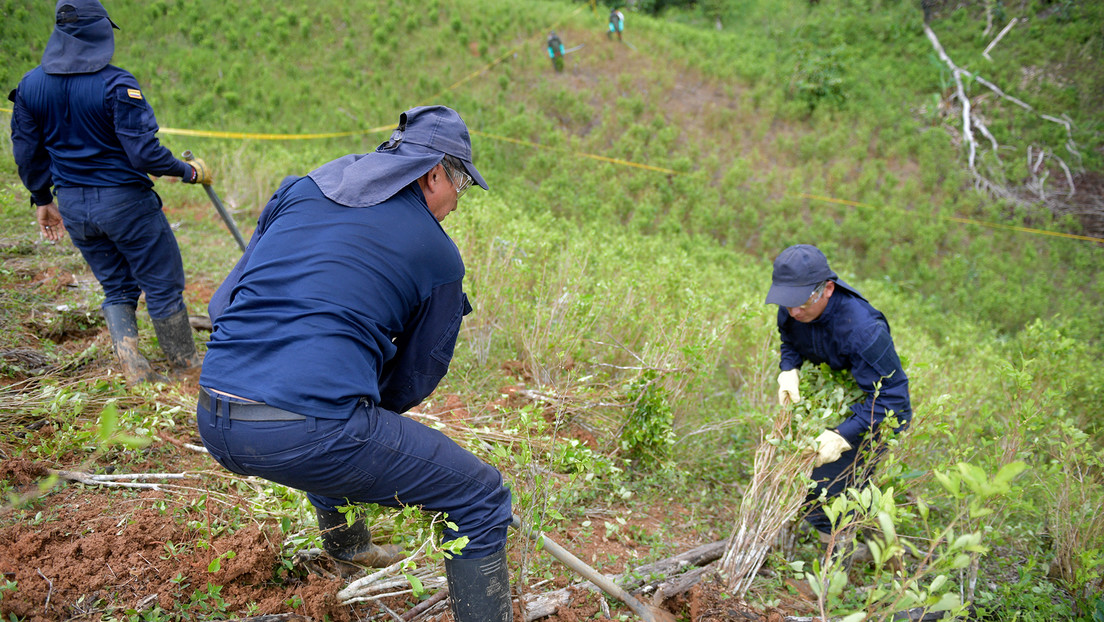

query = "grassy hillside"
[{"left": 1, "top": 0, "right": 1103, "bottom": 620}]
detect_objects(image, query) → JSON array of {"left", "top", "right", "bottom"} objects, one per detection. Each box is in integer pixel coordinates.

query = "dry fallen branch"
[
  {"left": 400, "top": 588, "right": 449, "bottom": 621},
  {"left": 220, "top": 615, "right": 312, "bottom": 622},
  {"left": 46, "top": 469, "right": 246, "bottom": 508},
  {"left": 336, "top": 540, "right": 436, "bottom": 606},
  {"left": 219, "top": 614, "right": 313, "bottom": 618},
  {"left": 982, "top": 17, "right": 1018, "bottom": 60},
  {"left": 519, "top": 540, "right": 726, "bottom": 621}
]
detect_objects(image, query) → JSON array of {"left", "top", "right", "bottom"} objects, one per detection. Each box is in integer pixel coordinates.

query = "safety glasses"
[
  {"left": 795, "top": 281, "right": 829, "bottom": 310},
  {"left": 444, "top": 163, "right": 473, "bottom": 199}
]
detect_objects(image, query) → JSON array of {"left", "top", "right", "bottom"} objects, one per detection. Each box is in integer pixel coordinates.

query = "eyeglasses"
[
  {"left": 443, "top": 162, "right": 473, "bottom": 199},
  {"left": 794, "top": 281, "right": 828, "bottom": 310}
]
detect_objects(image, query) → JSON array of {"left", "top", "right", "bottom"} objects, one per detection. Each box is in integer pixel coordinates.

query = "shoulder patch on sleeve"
[{"left": 126, "top": 88, "right": 143, "bottom": 100}]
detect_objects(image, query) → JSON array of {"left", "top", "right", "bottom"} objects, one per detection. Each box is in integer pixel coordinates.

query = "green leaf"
[
  {"left": 992, "top": 461, "right": 1027, "bottom": 489},
  {"left": 877, "top": 510, "right": 897, "bottom": 543},
  {"left": 932, "top": 470, "right": 960, "bottom": 496},
  {"left": 805, "top": 573, "right": 823, "bottom": 598},
  {"left": 98, "top": 402, "right": 119, "bottom": 443},
  {"left": 828, "top": 568, "right": 849, "bottom": 596},
  {"left": 931, "top": 591, "right": 962, "bottom": 611},
  {"left": 917, "top": 498, "right": 929, "bottom": 521},
  {"left": 405, "top": 572, "right": 424, "bottom": 596}
]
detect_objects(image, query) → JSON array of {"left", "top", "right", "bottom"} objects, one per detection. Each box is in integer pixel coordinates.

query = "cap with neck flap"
[{"left": 42, "top": 0, "right": 120, "bottom": 75}]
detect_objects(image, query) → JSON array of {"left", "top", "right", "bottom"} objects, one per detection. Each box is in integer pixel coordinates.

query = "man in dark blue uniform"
[
  {"left": 197, "top": 106, "right": 513, "bottom": 622},
  {"left": 765, "top": 245, "right": 911, "bottom": 552},
  {"left": 10, "top": 0, "right": 211, "bottom": 384}
]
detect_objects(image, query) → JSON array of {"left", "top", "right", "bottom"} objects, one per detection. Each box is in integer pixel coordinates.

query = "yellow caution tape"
[
  {"left": 5, "top": 103, "right": 1099, "bottom": 240},
  {"left": 796, "top": 192, "right": 1104, "bottom": 244},
  {"left": 157, "top": 124, "right": 393, "bottom": 140}
]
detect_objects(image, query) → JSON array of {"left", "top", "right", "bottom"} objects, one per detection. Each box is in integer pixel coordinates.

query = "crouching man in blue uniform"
[
  {"left": 197, "top": 106, "right": 513, "bottom": 621},
  {"left": 10, "top": 0, "right": 211, "bottom": 384},
  {"left": 765, "top": 245, "right": 911, "bottom": 555}
]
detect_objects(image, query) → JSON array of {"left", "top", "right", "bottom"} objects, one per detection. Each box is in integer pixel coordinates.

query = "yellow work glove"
[
  {"left": 777, "top": 369, "right": 801, "bottom": 405},
  {"left": 813, "top": 430, "right": 853, "bottom": 467},
  {"left": 185, "top": 158, "right": 213, "bottom": 185}
]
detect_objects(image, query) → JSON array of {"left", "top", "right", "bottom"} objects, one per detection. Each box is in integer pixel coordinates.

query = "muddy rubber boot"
[
  {"left": 445, "top": 546, "right": 513, "bottom": 622},
  {"left": 151, "top": 307, "right": 200, "bottom": 372},
  {"left": 315, "top": 507, "right": 404, "bottom": 569},
  {"left": 103, "top": 305, "right": 165, "bottom": 384}
]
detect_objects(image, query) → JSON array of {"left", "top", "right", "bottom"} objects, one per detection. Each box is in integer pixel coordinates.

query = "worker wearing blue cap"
[
  {"left": 197, "top": 106, "right": 512, "bottom": 621},
  {"left": 766, "top": 244, "right": 911, "bottom": 557}
]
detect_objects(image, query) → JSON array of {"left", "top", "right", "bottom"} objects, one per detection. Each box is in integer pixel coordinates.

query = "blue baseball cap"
[{"left": 765, "top": 244, "right": 838, "bottom": 307}]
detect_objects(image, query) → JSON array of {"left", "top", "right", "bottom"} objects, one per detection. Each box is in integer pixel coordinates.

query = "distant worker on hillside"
[
  {"left": 765, "top": 244, "right": 912, "bottom": 563},
  {"left": 547, "top": 31, "right": 566, "bottom": 72},
  {"left": 196, "top": 106, "right": 513, "bottom": 622},
  {"left": 608, "top": 8, "right": 625, "bottom": 41},
  {"left": 9, "top": 0, "right": 209, "bottom": 384}
]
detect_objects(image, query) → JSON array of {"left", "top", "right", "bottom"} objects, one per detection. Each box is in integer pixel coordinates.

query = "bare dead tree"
[{"left": 922, "top": 21, "right": 1088, "bottom": 218}]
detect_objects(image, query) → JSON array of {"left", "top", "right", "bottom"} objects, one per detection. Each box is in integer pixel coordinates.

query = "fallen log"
[
  {"left": 401, "top": 588, "right": 449, "bottom": 621},
  {"left": 221, "top": 615, "right": 312, "bottom": 622},
  {"left": 517, "top": 540, "right": 726, "bottom": 620}
]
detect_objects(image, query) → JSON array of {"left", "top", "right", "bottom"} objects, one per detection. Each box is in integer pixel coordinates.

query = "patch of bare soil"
[
  {"left": 0, "top": 386, "right": 783, "bottom": 622},
  {"left": 0, "top": 454, "right": 757, "bottom": 621},
  {"left": 0, "top": 455, "right": 382, "bottom": 622}
]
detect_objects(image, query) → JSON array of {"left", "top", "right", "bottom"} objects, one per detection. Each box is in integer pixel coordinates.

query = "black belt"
[{"left": 199, "top": 388, "right": 307, "bottom": 421}]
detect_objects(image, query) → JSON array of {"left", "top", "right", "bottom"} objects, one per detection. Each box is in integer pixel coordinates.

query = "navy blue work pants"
[
  {"left": 197, "top": 392, "right": 513, "bottom": 559},
  {"left": 56, "top": 185, "right": 186, "bottom": 320}
]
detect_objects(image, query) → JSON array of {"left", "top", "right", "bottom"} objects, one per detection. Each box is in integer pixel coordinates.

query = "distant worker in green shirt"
[
  {"left": 547, "top": 31, "right": 565, "bottom": 72},
  {"left": 608, "top": 8, "right": 624, "bottom": 41}
]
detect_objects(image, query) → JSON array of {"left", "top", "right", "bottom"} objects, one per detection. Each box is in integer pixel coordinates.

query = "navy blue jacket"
[
  {"left": 777, "top": 287, "right": 911, "bottom": 445},
  {"left": 201, "top": 177, "right": 471, "bottom": 419},
  {"left": 10, "top": 64, "right": 189, "bottom": 205}
]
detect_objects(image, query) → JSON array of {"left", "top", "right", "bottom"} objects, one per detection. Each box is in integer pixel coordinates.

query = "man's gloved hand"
[
  {"left": 777, "top": 369, "right": 801, "bottom": 405},
  {"left": 813, "top": 430, "right": 853, "bottom": 467},
  {"left": 185, "top": 158, "right": 213, "bottom": 185}
]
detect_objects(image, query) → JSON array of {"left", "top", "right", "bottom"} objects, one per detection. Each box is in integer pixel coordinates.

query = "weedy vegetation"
[{"left": 1, "top": 0, "right": 1102, "bottom": 619}]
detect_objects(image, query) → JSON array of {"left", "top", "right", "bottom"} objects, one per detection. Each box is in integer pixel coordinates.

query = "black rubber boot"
[
  {"left": 445, "top": 546, "right": 513, "bottom": 622},
  {"left": 315, "top": 507, "right": 404, "bottom": 569},
  {"left": 103, "top": 305, "right": 165, "bottom": 384},
  {"left": 151, "top": 307, "right": 200, "bottom": 372}
]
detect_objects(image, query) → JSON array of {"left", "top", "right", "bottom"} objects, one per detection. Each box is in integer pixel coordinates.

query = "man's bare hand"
[{"left": 36, "top": 203, "right": 66, "bottom": 242}]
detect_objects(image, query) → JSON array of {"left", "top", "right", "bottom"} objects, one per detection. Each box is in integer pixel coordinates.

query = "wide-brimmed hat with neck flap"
[{"left": 308, "top": 106, "right": 488, "bottom": 208}]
